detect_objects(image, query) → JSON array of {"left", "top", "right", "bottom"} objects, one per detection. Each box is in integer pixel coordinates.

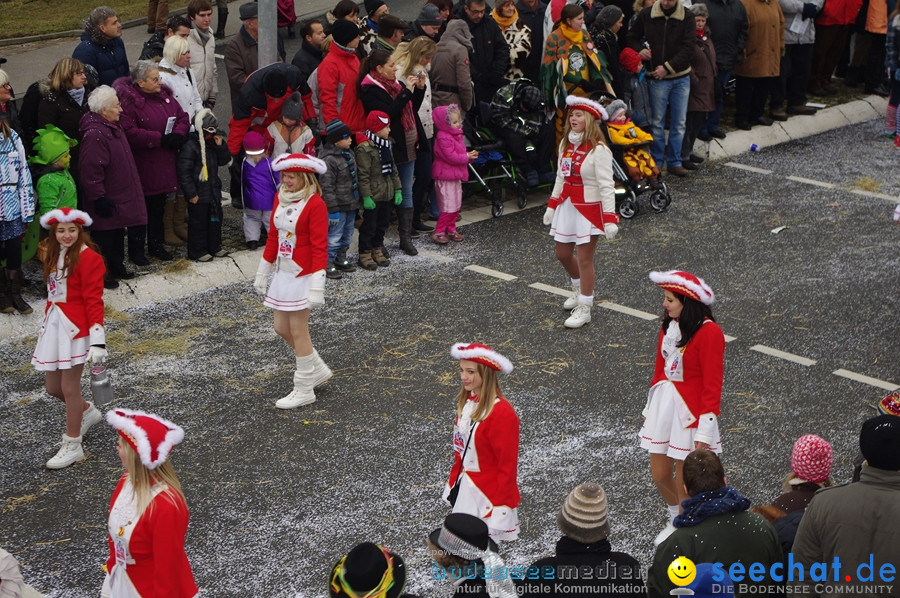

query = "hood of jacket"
[
  {"left": 432, "top": 104, "right": 463, "bottom": 135},
  {"left": 112, "top": 76, "right": 177, "bottom": 110},
  {"left": 81, "top": 24, "right": 113, "bottom": 47},
  {"left": 650, "top": 0, "right": 687, "bottom": 20},
  {"left": 440, "top": 19, "right": 474, "bottom": 51},
  {"left": 79, "top": 110, "right": 121, "bottom": 136}
]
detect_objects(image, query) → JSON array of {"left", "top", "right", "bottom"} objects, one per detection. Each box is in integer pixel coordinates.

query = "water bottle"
[{"left": 90, "top": 366, "right": 114, "bottom": 406}]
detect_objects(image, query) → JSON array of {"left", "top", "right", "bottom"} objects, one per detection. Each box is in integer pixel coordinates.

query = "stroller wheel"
[
  {"left": 650, "top": 190, "right": 671, "bottom": 212},
  {"left": 492, "top": 200, "right": 504, "bottom": 218},
  {"left": 618, "top": 188, "right": 638, "bottom": 219},
  {"left": 517, "top": 185, "right": 528, "bottom": 209}
]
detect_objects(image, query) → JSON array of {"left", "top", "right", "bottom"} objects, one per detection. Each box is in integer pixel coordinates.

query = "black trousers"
[
  {"left": 682, "top": 111, "right": 709, "bottom": 161},
  {"left": 229, "top": 150, "right": 244, "bottom": 209},
  {"left": 357, "top": 201, "right": 392, "bottom": 251},
  {"left": 0, "top": 235, "right": 23, "bottom": 270},
  {"left": 412, "top": 141, "right": 434, "bottom": 223},
  {"left": 186, "top": 200, "right": 223, "bottom": 259},
  {"left": 491, "top": 123, "right": 556, "bottom": 175},
  {"left": 143, "top": 193, "right": 167, "bottom": 252},
  {"left": 772, "top": 43, "right": 815, "bottom": 109},
  {"left": 735, "top": 76, "right": 776, "bottom": 123},
  {"left": 92, "top": 228, "right": 127, "bottom": 277},
  {"left": 810, "top": 24, "right": 851, "bottom": 90}
]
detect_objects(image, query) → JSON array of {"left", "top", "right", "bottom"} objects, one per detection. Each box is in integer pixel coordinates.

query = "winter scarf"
[
  {"left": 560, "top": 23, "right": 585, "bottom": 46},
  {"left": 492, "top": 6, "right": 520, "bottom": 30},
  {"left": 674, "top": 486, "right": 752, "bottom": 528},
  {"left": 342, "top": 149, "right": 359, "bottom": 200},
  {"left": 364, "top": 130, "right": 394, "bottom": 175},
  {"left": 68, "top": 87, "right": 86, "bottom": 106},
  {"left": 278, "top": 186, "right": 309, "bottom": 207},
  {"left": 368, "top": 70, "right": 417, "bottom": 134}
]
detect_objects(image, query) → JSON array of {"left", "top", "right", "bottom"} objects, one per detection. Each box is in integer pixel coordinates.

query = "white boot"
[
  {"left": 564, "top": 302, "right": 592, "bottom": 329},
  {"left": 80, "top": 401, "right": 103, "bottom": 437},
  {"left": 46, "top": 434, "right": 85, "bottom": 469},
  {"left": 310, "top": 350, "right": 333, "bottom": 388},
  {"left": 563, "top": 284, "right": 580, "bottom": 310},
  {"left": 654, "top": 521, "right": 677, "bottom": 546},
  {"left": 275, "top": 355, "right": 316, "bottom": 409}
]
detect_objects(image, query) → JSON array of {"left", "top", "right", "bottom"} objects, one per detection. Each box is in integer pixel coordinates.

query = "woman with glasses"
[{"left": 37, "top": 58, "right": 92, "bottom": 189}]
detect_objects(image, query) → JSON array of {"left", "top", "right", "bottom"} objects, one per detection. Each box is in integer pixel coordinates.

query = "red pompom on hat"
[
  {"left": 619, "top": 47, "right": 643, "bottom": 73},
  {"left": 451, "top": 342, "right": 513, "bottom": 374},
  {"left": 649, "top": 270, "right": 715, "bottom": 305},
  {"left": 40, "top": 206, "right": 92, "bottom": 230},
  {"left": 106, "top": 408, "right": 185, "bottom": 470},
  {"left": 878, "top": 391, "right": 900, "bottom": 417},
  {"left": 790, "top": 434, "right": 833, "bottom": 483},
  {"left": 565, "top": 95, "right": 608, "bottom": 122},
  {"left": 365, "top": 111, "right": 391, "bottom": 134},
  {"left": 271, "top": 153, "right": 327, "bottom": 174}
]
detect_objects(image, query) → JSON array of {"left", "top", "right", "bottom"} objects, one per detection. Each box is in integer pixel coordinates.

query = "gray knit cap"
[
  {"left": 597, "top": 5, "right": 624, "bottom": 28},
  {"left": 557, "top": 483, "right": 610, "bottom": 544}
]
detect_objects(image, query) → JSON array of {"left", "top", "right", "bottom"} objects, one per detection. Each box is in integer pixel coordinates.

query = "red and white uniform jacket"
[
  {"left": 650, "top": 318, "right": 725, "bottom": 428},
  {"left": 262, "top": 191, "right": 328, "bottom": 276},
  {"left": 43, "top": 247, "right": 106, "bottom": 345},
  {"left": 104, "top": 474, "right": 197, "bottom": 598},
  {"left": 548, "top": 139, "right": 619, "bottom": 231}
]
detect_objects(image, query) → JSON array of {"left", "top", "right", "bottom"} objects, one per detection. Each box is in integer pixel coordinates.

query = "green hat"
[{"left": 30, "top": 125, "right": 77, "bottom": 166}]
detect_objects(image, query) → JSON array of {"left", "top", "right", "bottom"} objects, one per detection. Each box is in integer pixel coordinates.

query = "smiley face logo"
[{"left": 667, "top": 557, "right": 696, "bottom": 587}]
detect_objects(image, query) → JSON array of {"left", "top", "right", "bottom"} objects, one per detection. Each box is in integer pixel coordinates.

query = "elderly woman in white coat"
[{"left": 543, "top": 96, "right": 620, "bottom": 329}]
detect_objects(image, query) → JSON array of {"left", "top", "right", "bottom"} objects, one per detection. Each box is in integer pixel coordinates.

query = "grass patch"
[
  {"left": 854, "top": 176, "right": 882, "bottom": 192},
  {"left": 106, "top": 326, "right": 200, "bottom": 359},
  {"left": 1, "top": 0, "right": 188, "bottom": 39},
  {"left": 161, "top": 258, "right": 192, "bottom": 274},
  {"left": 104, "top": 303, "right": 131, "bottom": 322}
]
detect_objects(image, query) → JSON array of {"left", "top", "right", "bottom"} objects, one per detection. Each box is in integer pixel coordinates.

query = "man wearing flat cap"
[
  {"left": 224, "top": 2, "right": 286, "bottom": 106},
  {"left": 790, "top": 415, "right": 900, "bottom": 597}
]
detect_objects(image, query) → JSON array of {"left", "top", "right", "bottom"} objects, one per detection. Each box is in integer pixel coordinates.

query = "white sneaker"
[
  {"left": 275, "top": 370, "right": 316, "bottom": 409},
  {"left": 46, "top": 434, "right": 85, "bottom": 469},
  {"left": 564, "top": 303, "right": 592, "bottom": 328},
  {"left": 654, "top": 522, "right": 677, "bottom": 546},
  {"left": 310, "top": 351, "right": 333, "bottom": 388},
  {"left": 563, "top": 285, "right": 580, "bottom": 310},
  {"left": 80, "top": 402, "right": 103, "bottom": 437}
]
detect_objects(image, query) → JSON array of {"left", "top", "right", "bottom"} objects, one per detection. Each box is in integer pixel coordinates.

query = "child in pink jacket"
[{"left": 430, "top": 104, "right": 477, "bottom": 244}]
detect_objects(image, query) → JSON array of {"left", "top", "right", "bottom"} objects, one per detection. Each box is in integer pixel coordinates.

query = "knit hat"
[
  {"left": 30, "top": 125, "right": 77, "bottom": 166},
  {"left": 243, "top": 130, "right": 267, "bottom": 156},
  {"left": 417, "top": 3, "right": 444, "bottom": 26},
  {"left": 332, "top": 19, "right": 360, "bottom": 47},
  {"left": 40, "top": 207, "right": 92, "bottom": 229},
  {"left": 790, "top": 434, "right": 833, "bottom": 483},
  {"left": 264, "top": 69, "right": 288, "bottom": 98},
  {"left": 877, "top": 391, "right": 900, "bottom": 417},
  {"left": 515, "top": 82, "right": 545, "bottom": 113},
  {"left": 239, "top": 2, "right": 258, "bottom": 20},
  {"left": 450, "top": 342, "right": 513, "bottom": 373},
  {"left": 690, "top": 3, "right": 709, "bottom": 17},
  {"left": 366, "top": 110, "right": 391, "bottom": 133},
  {"left": 606, "top": 98, "right": 628, "bottom": 122},
  {"left": 325, "top": 119, "right": 352, "bottom": 144},
  {"left": 597, "top": 5, "right": 624, "bottom": 28},
  {"left": 329, "top": 542, "right": 407, "bottom": 598},
  {"left": 689, "top": 563, "right": 735, "bottom": 598},
  {"left": 860, "top": 415, "right": 900, "bottom": 471},
  {"left": 106, "top": 408, "right": 184, "bottom": 470},
  {"left": 365, "top": 0, "right": 386, "bottom": 17},
  {"left": 272, "top": 152, "right": 327, "bottom": 174},
  {"left": 649, "top": 270, "right": 716, "bottom": 305},
  {"left": 280, "top": 91, "right": 304, "bottom": 121},
  {"left": 619, "top": 47, "right": 643, "bottom": 73},
  {"left": 194, "top": 108, "right": 217, "bottom": 182},
  {"left": 565, "top": 95, "right": 608, "bottom": 121},
  {"left": 557, "top": 483, "right": 610, "bottom": 544}
]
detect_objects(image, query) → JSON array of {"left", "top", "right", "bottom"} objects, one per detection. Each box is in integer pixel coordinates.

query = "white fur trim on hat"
[
  {"left": 105, "top": 408, "right": 185, "bottom": 470},
  {"left": 565, "top": 95, "right": 609, "bottom": 122},
  {"left": 450, "top": 343, "right": 514, "bottom": 374},
  {"left": 271, "top": 153, "right": 327, "bottom": 174},
  {"left": 40, "top": 207, "right": 93, "bottom": 229},
  {"left": 649, "top": 270, "right": 715, "bottom": 305}
]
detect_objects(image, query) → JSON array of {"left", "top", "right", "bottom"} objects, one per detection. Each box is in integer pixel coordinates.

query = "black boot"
[
  {"left": 398, "top": 208, "right": 418, "bottom": 256},
  {"left": 6, "top": 269, "right": 33, "bottom": 314},
  {"left": 215, "top": 5, "right": 228, "bottom": 38},
  {"left": 334, "top": 248, "right": 356, "bottom": 272},
  {"left": 0, "top": 267, "right": 14, "bottom": 314}
]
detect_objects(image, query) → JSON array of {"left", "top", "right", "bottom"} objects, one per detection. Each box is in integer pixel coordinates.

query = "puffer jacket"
[
  {"left": 695, "top": 0, "right": 749, "bottom": 70},
  {"left": 176, "top": 132, "right": 232, "bottom": 204},
  {"left": 355, "top": 136, "right": 401, "bottom": 203},
  {"left": 188, "top": 26, "right": 218, "bottom": 105},
  {"left": 627, "top": 0, "right": 696, "bottom": 77},
  {"left": 431, "top": 105, "right": 470, "bottom": 181},
  {"left": 72, "top": 31, "right": 129, "bottom": 87},
  {"left": 0, "top": 130, "right": 35, "bottom": 225},
  {"left": 318, "top": 43, "right": 365, "bottom": 134},
  {"left": 77, "top": 111, "right": 147, "bottom": 231},
  {"left": 430, "top": 20, "right": 475, "bottom": 111},
  {"left": 779, "top": 0, "right": 825, "bottom": 43},
  {"left": 815, "top": 0, "right": 863, "bottom": 26},
  {"left": 112, "top": 77, "right": 190, "bottom": 196},
  {"left": 317, "top": 142, "right": 359, "bottom": 213},
  {"left": 158, "top": 59, "right": 203, "bottom": 123}
]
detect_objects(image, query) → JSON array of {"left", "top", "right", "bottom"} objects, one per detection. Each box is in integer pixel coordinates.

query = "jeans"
[
  {"left": 327, "top": 211, "right": 356, "bottom": 262},
  {"left": 648, "top": 75, "right": 690, "bottom": 168},
  {"left": 397, "top": 161, "right": 415, "bottom": 209},
  {"left": 701, "top": 70, "right": 732, "bottom": 134}
]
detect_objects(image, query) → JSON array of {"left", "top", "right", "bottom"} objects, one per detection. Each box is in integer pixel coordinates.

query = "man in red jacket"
[{"left": 319, "top": 19, "right": 366, "bottom": 133}]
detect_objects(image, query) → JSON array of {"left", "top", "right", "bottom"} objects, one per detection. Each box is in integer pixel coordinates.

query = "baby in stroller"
[{"left": 604, "top": 98, "right": 661, "bottom": 190}]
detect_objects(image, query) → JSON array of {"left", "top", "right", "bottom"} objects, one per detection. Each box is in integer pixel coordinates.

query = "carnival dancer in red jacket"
[
  {"left": 253, "top": 153, "right": 331, "bottom": 409},
  {"left": 31, "top": 207, "right": 107, "bottom": 469},
  {"left": 640, "top": 270, "right": 725, "bottom": 544},
  {"left": 543, "top": 96, "right": 620, "bottom": 330},
  {"left": 102, "top": 408, "right": 197, "bottom": 598},
  {"left": 444, "top": 342, "right": 521, "bottom": 542}
]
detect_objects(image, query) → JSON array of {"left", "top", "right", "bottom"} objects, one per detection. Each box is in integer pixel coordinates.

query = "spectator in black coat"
[
  {"left": 291, "top": 19, "right": 326, "bottom": 85},
  {"left": 455, "top": 0, "right": 512, "bottom": 105},
  {"left": 404, "top": 3, "right": 445, "bottom": 41},
  {"left": 138, "top": 15, "right": 191, "bottom": 61},
  {"left": 516, "top": 0, "right": 548, "bottom": 82}
]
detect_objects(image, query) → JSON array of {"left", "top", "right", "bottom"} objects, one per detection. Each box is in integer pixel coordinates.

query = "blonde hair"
[
  {"left": 49, "top": 58, "right": 86, "bottom": 92},
  {"left": 281, "top": 171, "right": 323, "bottom": 197},
  {"left": 781, "top": 472, "right": 834, "bottom": 493},
  {"left": 558, "top": 108, "right": 607, "bottom": 155},
  {"left": 162, "top": 35, "right": 190, "bottom": 67},
  {"left": 119, "top": 437, "right": 186, "bottom": 517},
  {"left": 455, "top": 361, "right": 504, "bottom": 422},
  {"left": 393, "top": 36, "right": 437, "bottom": 78},
  {"left": 40, "top": 223, "right": 101, "bottom": 282}
]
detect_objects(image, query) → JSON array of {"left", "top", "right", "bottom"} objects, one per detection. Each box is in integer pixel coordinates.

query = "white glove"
[
  {"left": 87, "top": 346, "right": 108, "bottom": 364},
  {"left": 308, "top": 269, "right": 326, "bottom": 307},
  {"left": 543, "top": 207, "right": 555, "bottom": 226},
  {"left": 253, "top": 272, "right": 268, "bottom": 296},
  {"left": 604, "top": 222, "right": 619, "bottom": 240},
  {"left": 694, "top": 412, "right": 718, "bottom": 446}
]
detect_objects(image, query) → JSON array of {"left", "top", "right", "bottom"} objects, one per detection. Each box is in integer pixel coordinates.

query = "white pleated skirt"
[
  {"left": 639, "top": 381, "right": 722, "bottom": 459},
  {"left": 31, "top": 306, "right": 89, "bottom": 371},
  {"left": 263, "top": 269, "right": 311, "bottom": 311},
  {"left": 549, "top": 199, "right": 603, "bottom": 245}
]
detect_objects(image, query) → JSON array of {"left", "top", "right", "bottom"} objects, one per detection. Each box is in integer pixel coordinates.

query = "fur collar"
[{"left": 650, "top": 0, "right": 686, "bottom": 20}]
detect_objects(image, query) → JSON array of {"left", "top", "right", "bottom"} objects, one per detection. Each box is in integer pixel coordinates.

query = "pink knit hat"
[{"left": 790, "top": 434, "right": 833, "bottom": 483}]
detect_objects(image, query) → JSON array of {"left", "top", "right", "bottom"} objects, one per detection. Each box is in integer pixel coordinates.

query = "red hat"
[
  {"left": 619, "top": 47, "right": 643, "bottom": 73},
  {"left": 365, "top": 111, "right": 391, "bottom": 134},
  {"left": 790, "top": 434, "right": 833, "bottom": 483},
  {"left": 40, "top": 206, "right": 92, "bottom": 230},
  {"left": 565, "top": 95, "right": 608, "bottom": 122},
  {"left": 271, "top": 153, "right": 327, "bottom": 174},
  {"left": 649, "top": 270, "right": 715, "bottom": 305},
  {"left": 106, "top": 409, "right": 185, "bottom": 470},
  {"left": 451, "top": 342, "right": 513, "bottom": 374}
]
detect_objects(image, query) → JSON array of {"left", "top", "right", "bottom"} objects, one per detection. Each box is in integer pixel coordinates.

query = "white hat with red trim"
[
  {"left": 649, "top": 270, "right": 715, "bottom": 305},
  {"left": 272, "top": 153, "right": 327, "bottom": 174},
  {"left": 106, "top": 408, "right": 185, "bottom": 470},
  {"left": 450, "top": 342, "right": 513, "bottom": 374},
  {"left": 565, "top": 95, "right": 608, "bottom": 122},
  {"left": 40, "top": 206, "right": 93, "bottom": 230}
]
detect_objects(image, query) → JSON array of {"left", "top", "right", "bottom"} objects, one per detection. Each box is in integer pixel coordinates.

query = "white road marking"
[
  {"left": 464, "top": 265, "right": 518, "bottom": 281},
  {"left": 849, "top": 189, "right": 899, "bottom": 203},
  {"left": 597, "top": 301, "right": 657, "bottom": 320},
  {"left": 528, "top": 282, "right": 571, "bottom": 297},
  {"left": 416, "top": 249, "right": 455, "bottom": 263},
  {"left": 785, "top": 176, "right": 836, "bottom": 189},
  {"left": 832, "top": 369, "right": 899, "bottom": 391},
  {"left": 724, "top": 334, "right": 737, "bottom": 343},
  {"left": 750, "top": 344, "right": 817, "bottom": 366},
  {"left": 725, "top": 162, "right": 774, "bottom": 175}
]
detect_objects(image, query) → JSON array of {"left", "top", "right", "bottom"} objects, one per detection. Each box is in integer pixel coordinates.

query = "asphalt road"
[{"left": 1, "top": 117, "right": 898, "bottom": 597}]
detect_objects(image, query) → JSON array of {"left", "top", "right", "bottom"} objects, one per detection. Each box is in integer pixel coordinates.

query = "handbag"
[{"left": 448, "top": 422, "right": 478, "bottom": 507}]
